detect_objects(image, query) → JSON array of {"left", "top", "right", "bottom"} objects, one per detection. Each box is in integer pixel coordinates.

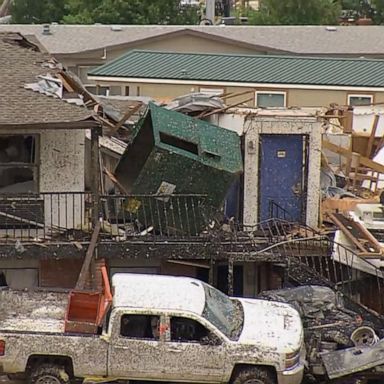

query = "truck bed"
[{"left": 0, "top": 288, "right": 68, "bottom": 333}]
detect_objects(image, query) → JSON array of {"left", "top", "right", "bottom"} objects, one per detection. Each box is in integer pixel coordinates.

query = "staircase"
[{"left": 235, "top": 218, "right": 384, "bottom": 316}]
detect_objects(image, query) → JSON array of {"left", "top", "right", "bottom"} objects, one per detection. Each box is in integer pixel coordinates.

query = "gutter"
[
  {"left": 88, "top": 75, "right": 384, "bottom": 93},
  {"left": 0, "top": 119, "right": 101, "bottom": 130}
]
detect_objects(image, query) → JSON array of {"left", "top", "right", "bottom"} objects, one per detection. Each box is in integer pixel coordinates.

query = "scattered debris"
[{"left": 165, "top": 92, "right": 225, "bottom": 114}]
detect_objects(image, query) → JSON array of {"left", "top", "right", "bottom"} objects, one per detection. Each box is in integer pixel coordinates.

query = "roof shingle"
[
  {"left": 1, "top": 25, "right": 384, "bottom": 56},
  {"left": 0, "top": 32, "right": 93, "bottom": 126}
]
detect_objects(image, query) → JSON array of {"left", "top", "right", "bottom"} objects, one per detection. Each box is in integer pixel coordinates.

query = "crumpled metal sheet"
[
  {"left": 321, "top": 338, "right": 384, "bottom": 379},
  {"left": 24, "top": 74, "right": 84, "bottom": 106},
  {"left": 258, "top": 285, "right": 341, "bottom": 318},
  {"left": 257, "top": 286, "right": 384, "bottom": 348},
  {"left": 165, "top": 93, "right": 225, "bottom": 114}
]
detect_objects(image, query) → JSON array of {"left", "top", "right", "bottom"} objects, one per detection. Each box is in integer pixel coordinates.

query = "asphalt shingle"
[
  {"left": 1, "top": 25, "right": 384, "bottom": 56},
  {"left": 0, "top": 32, "right": 93, "bottom": 126}
]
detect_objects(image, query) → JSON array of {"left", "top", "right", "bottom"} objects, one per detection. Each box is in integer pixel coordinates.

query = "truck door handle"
[{"left": 168, "top": 348, "right": 183, "bottom": 353}]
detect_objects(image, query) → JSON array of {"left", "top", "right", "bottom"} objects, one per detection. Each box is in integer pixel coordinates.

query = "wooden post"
[
  {"left": 227, "top": 257, "right": 234, "bottom": 296},
  {"left": 209, "top": 257, "right": 215, "bottom": 286},
  {"left": 76, "top": 220, "right": 101, "bottom": 290},
  {"left": 366, "top": 114, "right": 380, "bottom": 158},
  {"left": 90, "top": 127, "right": 101, "bottom": 226},
  {"left": 351, "top": 152, "right": 361, "bottom": 191}
]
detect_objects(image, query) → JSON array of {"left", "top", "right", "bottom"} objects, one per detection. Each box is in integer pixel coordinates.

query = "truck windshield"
[{"left": 201, "top": 283, "right": 243, "bottom": 340}]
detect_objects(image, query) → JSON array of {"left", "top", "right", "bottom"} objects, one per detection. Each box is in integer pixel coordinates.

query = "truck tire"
[
  {"left": 232, "top": 367, "right": 276, "bottom": 384},
  {"left": 29, "top": 364, "right": 71, "bottom": 384}
]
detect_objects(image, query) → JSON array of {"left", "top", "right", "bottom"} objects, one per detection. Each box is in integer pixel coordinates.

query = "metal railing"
[
  {"left": 0, "top": 192, "right": 93, "bottom": 243},
  {"left": 231, "top": 219, "right": 384, "bottom": 315},
  {"left": 268, "top": 200, "right": 295, "bottom": 221},
  {"left": 100, "top": 194, "right": 209, "bottom": 240},
  {"left": 0, "top": 192, "right": 211, "bottom": 243}
]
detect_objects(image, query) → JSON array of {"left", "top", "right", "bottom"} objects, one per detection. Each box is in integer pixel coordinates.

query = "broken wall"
[
  {"left": 40, "top": 129, "right": 86, "bottom": 229},
  {"left": 0, "top": 128, "right": 86, "bottom": 229}
]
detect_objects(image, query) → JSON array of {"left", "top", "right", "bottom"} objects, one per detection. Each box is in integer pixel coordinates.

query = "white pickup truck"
[{"left": 0, "top": 274, "right": 304, "bottom": 384}]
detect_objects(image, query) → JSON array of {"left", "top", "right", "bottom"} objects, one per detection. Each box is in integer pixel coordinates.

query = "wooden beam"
[
  {"left": 220, "top": 90, "right": 255, "bottom": 100},
  {"left": 0, "top": 211, "right": 46, "bottom": 229},
  {"left": 327, "top": 213, "right": 367, "bottom": 253},
  {"left": 196, "top": 97, "right": 254, "bottom": 119},
  {"left": 75, "top": 220, "right": 101, "bottom": 290},
  {"left": 56, "top": 73, "right": 75, "bottom": 93},
  {"left": 103, "top": 167, "right": 129, "bottom": 195},
  {"left": 109, "top": 103, "right": 142, "bottom": 134},
  {"left": 323, "top": 139, "right": 384, "bottom": 174},
  {"left": 366, "top": 114, "right": 380, "bottom": 158}
]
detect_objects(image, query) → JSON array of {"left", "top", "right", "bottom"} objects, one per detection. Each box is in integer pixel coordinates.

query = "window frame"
[
  {"left": 0, "top": 134, "right": 40, "bottom": 193},
  {"left": 255, "top": 91, "right": 287, "bottom": 108},
  {"left": 165, "top": 313, "right": 225, "bottom": 345},
  {"left": 199, "top": 87, "right": 225, "bottom": 96},
  {"left": 347, "top": 94, "right": 374, "bottom": 107},
  {"left": 119, "top": 313, "right": 161, "bottom": 341}
]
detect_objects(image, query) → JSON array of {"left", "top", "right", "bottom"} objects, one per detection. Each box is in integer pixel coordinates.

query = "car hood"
[{"left": 237, "top": 298, "right": 303, "bottom": 353}]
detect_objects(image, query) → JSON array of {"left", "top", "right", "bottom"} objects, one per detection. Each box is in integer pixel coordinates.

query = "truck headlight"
[{"left": 285, "top": 350, "right": 300, "bottom": 370}]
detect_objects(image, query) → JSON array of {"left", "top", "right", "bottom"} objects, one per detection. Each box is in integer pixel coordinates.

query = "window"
[
  {"left": 0, "top": 135, "right": 38, "bottom": 193},
  {"left": 120, "top": 314, "right": 160, "bottom": 340},
  {"left": 199, "top": 87, "right": 224, "bottom": 96},
  {"left": 84, "top": 85, "right": 110, "bottom": 96},
  {"left": 170, "top": 317, "right": 209, "bottom": 343},
  {"left": 109, "top": 86, "right": 122, "bottom": 96},
  {"left": 348, "top": 94, "right": 373, "bottom": 106},
  {"left": 0, "top": 268, "right": 38, "bottom": 288},
  {"left": 255, "top": 91, "right": 286, "bottom": 108}
]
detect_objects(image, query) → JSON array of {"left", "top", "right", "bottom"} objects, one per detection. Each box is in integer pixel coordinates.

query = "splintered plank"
[
  {"left": 327, "top": 212, "right": 383, "bottom": 257},
  {"left": 75, "top": 220, "right": 101, "bottom": 290}
]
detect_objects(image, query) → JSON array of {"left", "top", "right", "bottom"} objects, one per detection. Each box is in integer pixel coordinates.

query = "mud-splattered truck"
[{"left": 0, "top": 273, "right": 304, "bottom": 384}]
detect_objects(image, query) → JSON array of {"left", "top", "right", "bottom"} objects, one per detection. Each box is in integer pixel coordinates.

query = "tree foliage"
[
  {"left": 372, "top": 0, "right": 384, "bottom": 24},
  {"left": 11, "top": 0, "right": 66, "bottom": 23},
  {"left": 10, "top": 0, "right": 199, "bottom": 24},
  {"left": 248, "top": 0, "right": 342, "bottom": 25}
]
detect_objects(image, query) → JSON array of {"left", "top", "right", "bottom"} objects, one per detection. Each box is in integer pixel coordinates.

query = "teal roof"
[{"left": 89, "top": 50, "right": 384, "bottom": 88}]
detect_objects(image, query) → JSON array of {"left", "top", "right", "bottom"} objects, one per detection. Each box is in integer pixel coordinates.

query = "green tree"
[
  {"left": 11, "top": 0, "right": 66, "bottom": 23},
  {"left": 63, "top": 0, "right": 199, "bottom": 25},
  {"left": 372, "top": 0, "right": 384, "bottom": 24},
  {"left": 248, "top": 0, "right": 341, "bottom": 25}
]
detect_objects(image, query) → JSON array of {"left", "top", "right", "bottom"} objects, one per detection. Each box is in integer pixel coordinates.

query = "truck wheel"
[
  {"left": 232, "top": 367, "right": 276, "bottom": 384},
  {"left": 29, "top": 364, "right": 71, "bottom": 384}
]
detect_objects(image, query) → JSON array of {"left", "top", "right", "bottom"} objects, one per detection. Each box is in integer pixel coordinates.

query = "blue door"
[{"left": 259, "top": 134, "right": 307, "bottom": 222}]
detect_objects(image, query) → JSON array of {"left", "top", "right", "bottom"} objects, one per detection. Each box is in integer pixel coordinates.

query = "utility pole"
[
  {"left": 0, "top": 0, "right": 12, "bottom": 18},
  {"left": 206, "top": 0, "right": 215, "bottom": 24}
]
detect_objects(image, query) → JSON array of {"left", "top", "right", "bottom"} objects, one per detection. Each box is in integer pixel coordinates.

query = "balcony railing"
[
  {"left": 100, "top": 194, "right": 209, "bottom": 240},
  {"left": 0, "top": 192, "right": 93, "bottom": 243},
  {"left": 0, "top": 192, "right": 210, "bottom": 243}
]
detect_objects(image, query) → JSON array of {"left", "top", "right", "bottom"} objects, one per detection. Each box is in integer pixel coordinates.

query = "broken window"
[
  {"left": 170, "top": 317, "right": 209, "bottom": 343},
  {"left": 0, "top": 135, "right": 38, "bottom": 193},
  {"left": 120, "top": 314, "right": 160, "bottom": 340}
]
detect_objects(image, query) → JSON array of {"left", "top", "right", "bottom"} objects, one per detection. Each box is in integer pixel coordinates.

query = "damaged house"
[
  {"left": 3, "top": 32, "right": 384, "bottom": 338},
  {"left": 0, "top": 33, "right": 100, "bottom": 288},
  {"left": 0, "top": 33, "right": 305, "bottom": 297}
]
